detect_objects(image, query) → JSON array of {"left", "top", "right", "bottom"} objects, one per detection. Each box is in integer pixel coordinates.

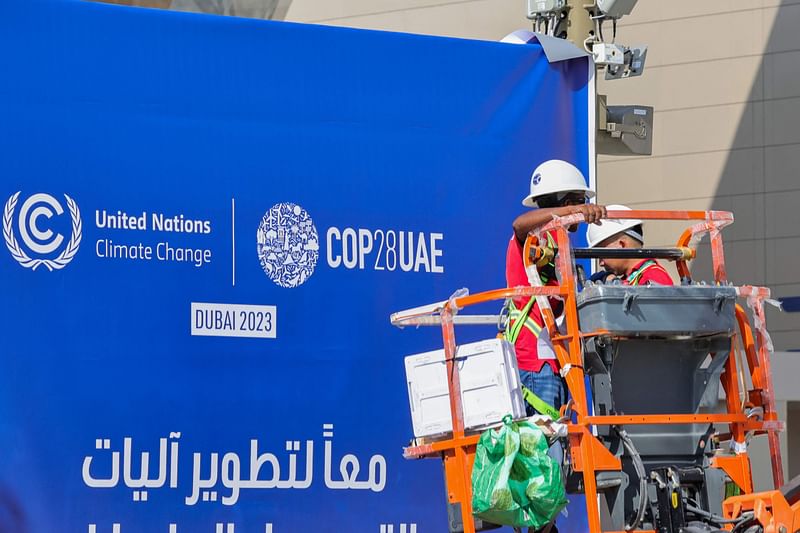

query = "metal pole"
[
  {"left": 572, "top": 247, "right": 694, "bottom": 260},
  {"left": 564, "top": 0, "right": 596, "bottom": 49}
]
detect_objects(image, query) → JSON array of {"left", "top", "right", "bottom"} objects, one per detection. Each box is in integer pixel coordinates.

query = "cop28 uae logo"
[
  {"left": 256, "top": 202, "right": 319, "bottom": 288},
  {"left": 3, "top": 192, "right": 82, "bottom": 271}
]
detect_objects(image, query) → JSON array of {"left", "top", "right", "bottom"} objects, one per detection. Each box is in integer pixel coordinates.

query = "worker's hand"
[
  {"left": 560, "top": 204, "right": 607, "bottom": 225},
  {"left": 589, "top": 270, "right": 615, "bottom": 283}
]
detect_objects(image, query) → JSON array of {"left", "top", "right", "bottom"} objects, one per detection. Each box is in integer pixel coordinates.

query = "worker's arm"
[{"left": 512, "top": 204, "right": 607, "bottom": 244}]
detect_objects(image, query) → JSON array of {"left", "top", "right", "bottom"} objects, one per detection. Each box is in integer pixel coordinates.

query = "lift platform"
[{"left": 391, "top": 209, "right": 797, "bottom": 533}]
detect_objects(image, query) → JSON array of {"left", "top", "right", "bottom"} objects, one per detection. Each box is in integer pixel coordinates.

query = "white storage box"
[{"left": 404, "top": 338, "right": 526, "bottom": 439}]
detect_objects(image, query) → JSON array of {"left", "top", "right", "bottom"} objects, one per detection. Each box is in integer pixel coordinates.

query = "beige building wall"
[{"left": 284, "top": 0, "right": 528, "bottom": 41}]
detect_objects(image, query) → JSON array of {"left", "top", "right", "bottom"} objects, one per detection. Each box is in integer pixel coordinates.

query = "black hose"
[
  {"left": 616, "top": 428, "right": 647, "bottom": 531},
  {"left": 730, "top": 517, "right": 760, "bottom": 533},
  {"left": 684, "top": 503, "right": 753, "bottom": 525}
]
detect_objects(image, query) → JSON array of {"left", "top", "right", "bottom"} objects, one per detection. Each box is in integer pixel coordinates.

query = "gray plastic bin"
[{"left": 576, "top": 285, "right": 736, "bottom": 336}]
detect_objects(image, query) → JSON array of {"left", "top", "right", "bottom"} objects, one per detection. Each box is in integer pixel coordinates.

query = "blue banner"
[{"left": 0, "top": 1, "right": 593, "bottom": 531}]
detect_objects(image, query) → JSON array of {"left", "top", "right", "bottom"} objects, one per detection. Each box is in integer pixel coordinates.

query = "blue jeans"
[
  {"left": 519, "top": 364, "right": 566, "bottom": 417},
  {"left": 519, "top": 364, "right": 566, "bottom": 466}
]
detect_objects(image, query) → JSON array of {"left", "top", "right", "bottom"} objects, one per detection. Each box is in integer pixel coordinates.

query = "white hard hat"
[
  {"left": 586, "top": 205, "right": 644, "bottom": 248},
  {"left": 522, "top": 159, "right": 595, "bottom": 207}
]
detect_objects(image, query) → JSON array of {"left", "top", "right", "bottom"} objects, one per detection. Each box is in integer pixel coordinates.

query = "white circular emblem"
[
  {"left": 3, "top": 191, "right": 82, "bottom": 271},
  {"left": 256, "top": 202, "right": 319, "bottom": 288}
]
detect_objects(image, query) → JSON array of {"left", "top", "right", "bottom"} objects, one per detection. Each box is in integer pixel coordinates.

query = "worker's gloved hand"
[{"left": 589, "top": 270, "right": 615, "bottom": 283}]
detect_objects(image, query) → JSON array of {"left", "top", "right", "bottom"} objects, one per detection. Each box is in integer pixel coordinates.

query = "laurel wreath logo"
[{"left": 3, "top": 191, "right": 82, "bottom": 271}]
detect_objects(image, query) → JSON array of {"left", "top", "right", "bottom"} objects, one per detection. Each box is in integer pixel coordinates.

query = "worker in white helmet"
[
  {"left": 506, "top": 159, "right": 606, "bottom": 423},
  {"left": 586, "top": 204, "right": 673, "bottom": 285}
]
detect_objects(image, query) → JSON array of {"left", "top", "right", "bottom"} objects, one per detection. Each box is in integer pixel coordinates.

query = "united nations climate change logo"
[
  {"left": 3, "top": 192, "right": 82, "bottom": 271},
  {"left": 257, "top": 202, "right": 319, "bottom": 288}
]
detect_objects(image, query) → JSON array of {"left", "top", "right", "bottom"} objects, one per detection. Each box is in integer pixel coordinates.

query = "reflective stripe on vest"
[
  {"left": 626, "top": 259, "right": 657, "bottom": 286},
  {"left": 504, "top": 298, "right": 543, "bottom": 344},
  {"left": 504, "top": 233, "right": 555, "bottom": 343}
]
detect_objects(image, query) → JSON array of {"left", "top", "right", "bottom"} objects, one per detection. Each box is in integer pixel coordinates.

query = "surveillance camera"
[
  {"left": 593, "top": 43, "right": 626, "bottom": 66},
  {"left": 526, "top": 0, "right": 566, "bottom": 17},
  {"left": 603, "top": 45, "right": 647, "bottom": 80},
  {"left": 597, "top": 97, "right": 653, "bottom": 156},
  {"left": 597, "top": 0, "right": 638, "bottom": 18}
]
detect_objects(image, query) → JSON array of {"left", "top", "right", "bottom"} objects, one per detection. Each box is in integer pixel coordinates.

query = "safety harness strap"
[{"left": 521, "top": 385, "right": 560, "bottom": 420}]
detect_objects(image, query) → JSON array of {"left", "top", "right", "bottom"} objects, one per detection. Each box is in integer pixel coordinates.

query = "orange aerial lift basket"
[{"left": 390, "top": 209, "right": 798, "bottom": 533}]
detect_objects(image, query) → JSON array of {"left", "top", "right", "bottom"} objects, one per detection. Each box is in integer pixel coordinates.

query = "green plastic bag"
[{"left": 471, "top": 415, "right": 567, "bottom": 529}]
